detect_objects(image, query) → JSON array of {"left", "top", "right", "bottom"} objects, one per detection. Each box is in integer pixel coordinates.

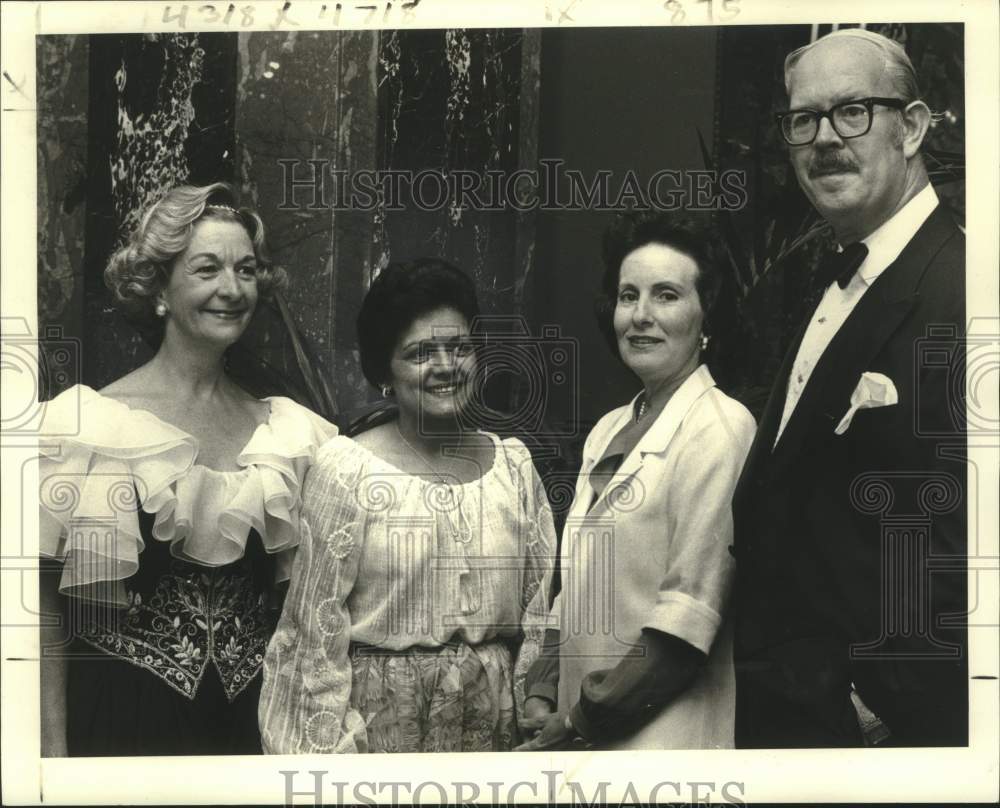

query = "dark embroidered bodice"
[{"left": 77, "top": 510, "right": 277, "bottom": 701}]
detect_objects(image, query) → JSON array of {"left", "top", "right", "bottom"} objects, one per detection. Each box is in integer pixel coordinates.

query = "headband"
[{"left": 206, "top": 203, "right": 239, "bottom": 214}]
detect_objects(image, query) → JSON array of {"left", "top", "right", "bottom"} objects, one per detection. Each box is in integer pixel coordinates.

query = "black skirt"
[{"left": 67, "top": 648, "right": 264, "bottom": 756}]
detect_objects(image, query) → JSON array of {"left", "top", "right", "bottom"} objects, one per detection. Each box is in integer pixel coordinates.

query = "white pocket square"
[{"left": 835, "top": 372, "right": 898, "bottom": 435}]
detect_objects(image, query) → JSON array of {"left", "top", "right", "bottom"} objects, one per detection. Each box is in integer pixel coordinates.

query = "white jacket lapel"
[{"left": 585, "top": 365, "right": 717, "bottom": 519}]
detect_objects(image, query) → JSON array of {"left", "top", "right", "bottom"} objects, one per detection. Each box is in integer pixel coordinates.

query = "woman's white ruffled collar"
[{"left": 38, "top": 385, "right": 337, "bottom": 603}]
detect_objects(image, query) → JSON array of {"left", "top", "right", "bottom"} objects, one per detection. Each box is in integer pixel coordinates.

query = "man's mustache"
[{"left": 807, "top": 154, "right": 859, "bottom": 178}]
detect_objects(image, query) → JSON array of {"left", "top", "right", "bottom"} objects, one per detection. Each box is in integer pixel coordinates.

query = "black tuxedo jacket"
[{"left": 732, "top": 204, "right": 968, "bottom": 747}]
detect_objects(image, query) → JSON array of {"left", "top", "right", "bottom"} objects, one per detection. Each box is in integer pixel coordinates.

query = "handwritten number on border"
[
  {"left": 163, "top": 0, "right": 421, "bottom": 27},
  {"left": 721, "top": 0, "right": 740, "bottom": 21},
  {"left": 163, "top": 4, "right": 257, "bottom": 27},
  {"left": 162, "top": 5, "right": 189, "bottom": 27},
  {"left": 663, "top": 0, "right": 741, "bottom": 24},
  {"left": 663, "top": 0, "right": 685, "bottom": 24}
]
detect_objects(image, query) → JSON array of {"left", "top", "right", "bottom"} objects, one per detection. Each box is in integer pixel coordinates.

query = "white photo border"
[{"left": 2, "top": 0, "right": 997, "bottom": 804}]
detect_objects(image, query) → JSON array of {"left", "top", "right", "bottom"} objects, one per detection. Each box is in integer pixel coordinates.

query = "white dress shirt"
[{"left": 774, "top": 183, "right": 939, "bottom": 445}]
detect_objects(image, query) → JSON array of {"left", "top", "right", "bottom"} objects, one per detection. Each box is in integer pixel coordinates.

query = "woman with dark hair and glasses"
[
  {"left": 518, "top": 212, "right": 755, "bottom": 750},
  {"left": 38, "top": 183, "right": 337, "bottom": 756},
  {"left": 259, "top": 258, "right": 554, "bottom": 753}
]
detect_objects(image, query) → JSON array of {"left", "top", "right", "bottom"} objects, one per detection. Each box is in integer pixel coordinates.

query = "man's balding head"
[{"left": 785, "top": 29, "right": 921, "bottom": 103}]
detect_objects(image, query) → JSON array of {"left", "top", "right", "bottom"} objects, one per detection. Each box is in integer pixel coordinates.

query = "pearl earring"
[
  {"left": 380, "top": 384, "right": 393, "bottom": 398},
  {"left": 700, "top": 334, "right": 710, "bottom": 351},
  {"left": 155, "top": 302, "right": 167, "bottom": 317}
]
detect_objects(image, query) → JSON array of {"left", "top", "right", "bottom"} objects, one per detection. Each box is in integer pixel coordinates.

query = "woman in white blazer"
[{"left": 518, "top": 212, "right": 755, "bottom": 750}]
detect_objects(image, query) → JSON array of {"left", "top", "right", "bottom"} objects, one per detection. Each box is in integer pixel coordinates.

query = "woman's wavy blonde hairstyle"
[{"left": 104, "top": 182, "right": 286, "bottom": 341}]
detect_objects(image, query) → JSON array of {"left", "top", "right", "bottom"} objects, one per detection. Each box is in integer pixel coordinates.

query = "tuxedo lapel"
[
  {"left": 768, "top": 205, "right": 958, "bottom": 479},
  {"left": 734, "top": 317, "right": 809, "bottom": 506},
  {"left": 768, "top": 292, "right": 915, "bottom": 474}
]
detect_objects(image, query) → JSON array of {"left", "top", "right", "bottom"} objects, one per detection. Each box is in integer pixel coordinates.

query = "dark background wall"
[
  {"left": 36, "top": 25, "right": 965, "bottom": 455},
  {"left": 37, "top": 29, "right": 538, "bottom": 419},
  {"left": 35, "top": 27, "right": 715, "bottom": 449},
  {"left": 533, "top": 26, "right": 718, "bottom": 430}
]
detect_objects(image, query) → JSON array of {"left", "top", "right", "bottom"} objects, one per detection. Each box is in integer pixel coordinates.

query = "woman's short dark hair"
[
  {"left": 104, "top": 182, "right": 285, "bottom": 343},
  {"left": 357, "top": 258, "right": 480, "bottom": 388},
  {"left": 595, "top": 211, "right": 723, "bottom": 358}
]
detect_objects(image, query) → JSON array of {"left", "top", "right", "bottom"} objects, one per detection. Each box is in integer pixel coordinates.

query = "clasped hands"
[{"left": 515, "top": 696, "right": 585, "bottom": 751}]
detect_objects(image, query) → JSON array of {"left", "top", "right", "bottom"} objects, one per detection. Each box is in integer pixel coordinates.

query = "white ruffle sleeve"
[{"left": 37, "top": 385, "right": 338, "bottom": 605}]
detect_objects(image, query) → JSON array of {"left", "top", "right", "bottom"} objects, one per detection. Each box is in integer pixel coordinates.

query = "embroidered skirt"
[{"left": 348, "top": 639, "right": 516, "bottom": 752}]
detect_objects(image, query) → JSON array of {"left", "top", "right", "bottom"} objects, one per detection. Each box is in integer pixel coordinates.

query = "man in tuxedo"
[{"left": 732, "top": 29, "right": 967, "bottom": 747}]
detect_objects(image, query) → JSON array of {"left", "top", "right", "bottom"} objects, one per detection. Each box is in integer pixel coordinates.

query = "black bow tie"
[{"left": 818, "top": 242, "right": 869, "bottom": 289}]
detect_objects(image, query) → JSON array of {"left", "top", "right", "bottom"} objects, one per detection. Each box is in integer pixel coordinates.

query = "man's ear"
[{"left": 901, "top": 100, "right": 932, "bottom": 159}]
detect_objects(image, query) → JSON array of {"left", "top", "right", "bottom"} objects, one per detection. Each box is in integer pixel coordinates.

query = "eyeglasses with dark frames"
[{"left": 775, "top": 97, "right": 909, "bottom": 146}]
